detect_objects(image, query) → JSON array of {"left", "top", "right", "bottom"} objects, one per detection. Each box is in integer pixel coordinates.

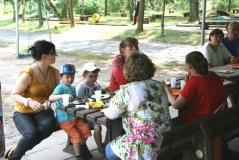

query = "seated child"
[
  {"left": 49, "top": 64, "right": 92, "bottom": 160},
  {"left": 76, "top": 62, "right": 105, "bottom": 154}
]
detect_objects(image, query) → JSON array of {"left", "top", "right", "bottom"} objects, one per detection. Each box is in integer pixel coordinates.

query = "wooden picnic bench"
[{"left": 154, "top": 106, "right": 239, "bottom": 160}]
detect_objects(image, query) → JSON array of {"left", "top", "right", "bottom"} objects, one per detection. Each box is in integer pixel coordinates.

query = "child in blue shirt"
[{"left": 49, "top": 64, "right": 92, "bottom": 160}]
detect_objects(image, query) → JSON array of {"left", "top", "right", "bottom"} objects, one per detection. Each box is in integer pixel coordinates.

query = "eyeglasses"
[{"left": 213, "top": 35, "right": 223, "bottom": 39}]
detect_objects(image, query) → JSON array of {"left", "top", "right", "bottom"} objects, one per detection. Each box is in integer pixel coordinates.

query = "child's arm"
[{"left": 49, "top": 94, "right": 63, "bottom": 102}]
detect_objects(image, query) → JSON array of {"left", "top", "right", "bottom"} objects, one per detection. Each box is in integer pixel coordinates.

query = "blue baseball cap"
[{"left": 60, "top": 64, "right": 76, "bottom": 74}]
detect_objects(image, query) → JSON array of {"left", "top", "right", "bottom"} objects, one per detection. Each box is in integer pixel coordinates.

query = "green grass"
[
  {"left": 58, "top": 51, "right": 113, "bottom": 61},
  {"left": 113, "top": 28, "right": 200, "bottom": 45},
  {"left": 0, "top": 41, "right": 10, "bottom": 48}
]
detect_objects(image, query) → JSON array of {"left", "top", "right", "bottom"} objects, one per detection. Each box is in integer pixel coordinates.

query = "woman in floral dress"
[{"left": 104, "top": 52, "right": 172, "bottom": 160}]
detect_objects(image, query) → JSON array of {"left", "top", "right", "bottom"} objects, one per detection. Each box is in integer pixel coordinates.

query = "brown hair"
[
  {"left": 119, "top": 37, "right": 139, "bottom": 53},
  {"left": 209, "top": 29, "right": 224, "bottom": 41},
  {"left": 123, "top": 52, "right": 155, "bottom": 82},
  {"left": 185, "top": 51, "right": 208, "bottom": 75}
]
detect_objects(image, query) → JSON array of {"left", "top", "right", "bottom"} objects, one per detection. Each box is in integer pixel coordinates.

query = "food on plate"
[
  {"left": 88, "top": 101, "right": 104, "bottom": 108},
  {"left": 216, "top": 70, "right": 234, "bottom": 74},
  {"left": 228, "top": 63, "right": 239, "bottom": 67},
  {"left": 170, "top": 88, "right": 181, "bottom": 96}
]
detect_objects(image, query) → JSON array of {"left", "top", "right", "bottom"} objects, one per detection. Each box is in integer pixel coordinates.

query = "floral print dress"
[{"left": 104, "top": 79, "right": 172, "bottom": 160}]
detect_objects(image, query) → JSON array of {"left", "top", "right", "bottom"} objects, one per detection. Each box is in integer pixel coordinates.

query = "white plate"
[
  {"left": 75, "top": 104, "right": 88, "bottom": 109},
  {"left": 91, "top": 94, "right": 111, "bottom": 100},
  {"left": 216, "top": 70, "right": 234, "bottom": 74}
]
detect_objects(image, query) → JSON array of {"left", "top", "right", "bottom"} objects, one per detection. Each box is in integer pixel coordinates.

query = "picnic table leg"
[
  {"left": 104, "top": 118, "right": 122, "bottom": 144},
  {"left": 62, "top": 136, "right": 75, "bottom": 155}
]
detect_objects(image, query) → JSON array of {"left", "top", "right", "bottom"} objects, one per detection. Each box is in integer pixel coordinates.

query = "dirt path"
[{"left": 0, "top": 24, "right": 199, "bottom": 150}]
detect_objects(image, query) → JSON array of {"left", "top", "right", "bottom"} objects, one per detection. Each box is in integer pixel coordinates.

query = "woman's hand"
[
  {"left": 28, "top": 99, "right": 44, "bottom": 112},
  {"left": 185, "top": 73, "right": 191, "bottom": 82}
]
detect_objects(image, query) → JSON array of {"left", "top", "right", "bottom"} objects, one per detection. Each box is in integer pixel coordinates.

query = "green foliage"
[
  {"left": 215, "top": 2, "right": 227, "bottom": 11},
  {"left": 84, "top": 0, "right": 101, "bottom": 15}
]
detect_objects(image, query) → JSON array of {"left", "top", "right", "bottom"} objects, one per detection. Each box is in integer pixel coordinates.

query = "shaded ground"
[{"left": 0, "top": 24, "right": 199, "bottom": 156}]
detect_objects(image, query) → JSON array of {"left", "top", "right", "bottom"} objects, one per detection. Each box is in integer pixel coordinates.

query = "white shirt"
[{"left": 201, "top": 42, "right": 231, "bottom": 67}]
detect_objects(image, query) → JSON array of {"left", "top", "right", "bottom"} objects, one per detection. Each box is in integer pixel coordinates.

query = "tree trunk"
[
  {"left": 128, "top": 0, "right": 133, "bottom": 21},
  {"left": 188, "top": 0, "right": 199, "bottom": 22},
  {"left": 161, "top": 0, "right": 166, "bottom": 36},
  {"left": 46, "top": 0, "right": 61, "bottom": 18},
  {"left": 81, "top": 0, "right": 84, "bottom": 17},
  {"left": 104, "top": 0, "right": 108, "bottom": 16},
  {"left": 228, "top": 0, "right": 231, "bottom": 12},
  {"left": 13, "top": 1, "right": 21, "bottom": 22},
  {"left": 22, "top": 0, "right": 26, "bottom": 23},
  {"left": 38, "top": 0, "right": 43, "bottom": 27},
  {"left": 136, "top": 0, "right": 144, "bottom": 33},
  {"left": 70, "top": 0, "right": 75, "bottom": 27},
  {"left": 61, "top": 0, "right": 68, "bottom": 19}
]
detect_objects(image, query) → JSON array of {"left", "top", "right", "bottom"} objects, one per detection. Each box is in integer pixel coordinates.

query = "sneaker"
[{"left": 80, "top": 144, "right": 93, "bottom": 159}]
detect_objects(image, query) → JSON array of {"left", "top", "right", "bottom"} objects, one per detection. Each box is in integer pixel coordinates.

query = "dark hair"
[
  {"left": 28, "top": 40, "right": 56, "bottom": 61},
  {"left": 119, "top": 37, "right": 139, "bottom": 53},
  {"left": 209, "top": 29, "right": 224, "bottom": 41},
  {"left": 185, "top": 51, "right": 208, "bottom": 75},
  {"left": 123, "top": 52, "right": 155, "bottom": 82}
]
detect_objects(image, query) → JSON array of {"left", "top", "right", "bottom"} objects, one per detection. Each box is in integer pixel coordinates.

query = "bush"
[{"left": 150, "top": 14, "right": 157, "bottom": 22}]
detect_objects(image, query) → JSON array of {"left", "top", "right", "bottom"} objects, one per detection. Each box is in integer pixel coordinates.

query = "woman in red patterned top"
[
  {"left": 163, "top": 51, "right": 228, "bottom": 124},
  {"left": 109, "top": 37, "right": 139, "bottom": 92}
]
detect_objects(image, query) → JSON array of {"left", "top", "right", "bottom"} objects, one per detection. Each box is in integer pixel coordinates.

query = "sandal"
[{"left": 4, "top": 147, "right": 16, "bottom": 159}]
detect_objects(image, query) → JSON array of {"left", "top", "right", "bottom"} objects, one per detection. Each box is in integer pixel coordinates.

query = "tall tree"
[
  {"left": 22, "top": 0, "right": 26, "bottom": 23},
  {"left": 128, "top": 0, "right": 133, "bottom": 21},
  {"left": 161, "top": 0, "right": 166, "bottom": 36},
  {"left": 136, "top": 0, "right": 145, "bottom": 33},
  {"left": 228, "top": 0, "right": 232, "bottom": 12},
  {"left": 70, "top": 0, "right": 74, "bottom": 27},
  {"left": 62, "top": 0, "right": 68, "bottom": 19},
  {"left": 188, "top": 0, "right": 199, "bottom": 22},
  {"left": 104, "top": 0, "right": 108, "bottom": 16},
  {"left": 37, "top": 0, "right": 43, "bottom": 27},
  {"left": 46, "top": 0, "right": 61, "bottom": 18}
]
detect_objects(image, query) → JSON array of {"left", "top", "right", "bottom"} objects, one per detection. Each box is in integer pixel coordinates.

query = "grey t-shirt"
[
  {"left": 76, "top": 80, "right": 101, "bottom": 99},
  {"left": 201, "top": 42, "right": 231, "bottom": 67}
]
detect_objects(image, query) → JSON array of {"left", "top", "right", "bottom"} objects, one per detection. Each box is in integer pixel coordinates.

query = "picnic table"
[
  {"left": 58, "top": 96, "right": 122, "bottom": 154},
  {"left": 209, "top": 64, "right": 239, "bottom": 82}
]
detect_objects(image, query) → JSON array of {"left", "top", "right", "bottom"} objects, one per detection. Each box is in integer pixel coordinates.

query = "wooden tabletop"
[{"left": 209, "top": 65, "right": 239, "bottom": 81}]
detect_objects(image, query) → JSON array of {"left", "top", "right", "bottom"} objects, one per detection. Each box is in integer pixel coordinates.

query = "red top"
[
  {"left": 179, "top": 73, "right": 228, "bottom": 124},
  {"left": 109, "top": 54, "right": 128, "bottom": 92}
]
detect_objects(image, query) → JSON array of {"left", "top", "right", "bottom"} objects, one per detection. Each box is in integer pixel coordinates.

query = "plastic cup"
[
  {"left": 95, "top": 90, "right": 102, "bottom": 102},
  {"left": 62, "top": 95, "right": 70, "bottom": 106},
  {"left": 170, "top": 77, "right": 177, "bottom": 88},
  {"left": 180, "top": 80, "right": 186, "bottom": 89}
]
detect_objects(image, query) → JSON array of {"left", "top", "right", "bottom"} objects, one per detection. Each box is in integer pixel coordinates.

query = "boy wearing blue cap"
[{"left": 49, "top": 64, "right": 92, "bottom": 160}]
